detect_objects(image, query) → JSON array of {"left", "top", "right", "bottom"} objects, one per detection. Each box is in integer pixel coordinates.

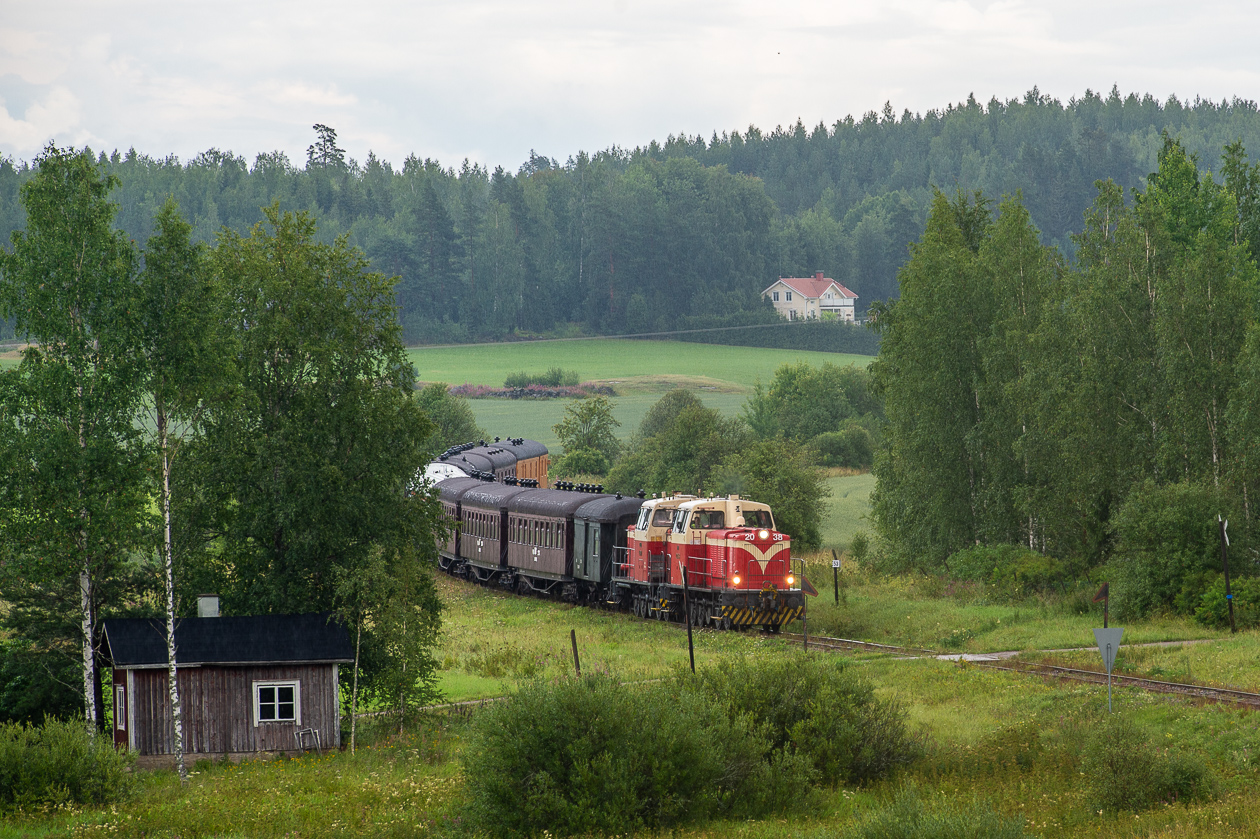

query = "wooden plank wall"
[{"left": 130, "top": 664, "right": 340, "bottom": 755}]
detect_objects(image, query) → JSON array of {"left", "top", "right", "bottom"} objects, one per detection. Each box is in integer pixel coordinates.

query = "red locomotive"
[{"left": 618, "top": 494, "right": 803, "bottom": 630}]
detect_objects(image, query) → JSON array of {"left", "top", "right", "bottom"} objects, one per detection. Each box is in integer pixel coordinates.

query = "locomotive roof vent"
[
  {"left": 495, "top": 436, "right": 500, "bottom": 442},
  {"left": 637, "top": 489, "right": 646, "bottom": 499},
  {"left": 595, "top": 485, "right": 604, "bottom": 493},
  {"left": 616, "top": 493, "right": 622, "bottom": 500}
]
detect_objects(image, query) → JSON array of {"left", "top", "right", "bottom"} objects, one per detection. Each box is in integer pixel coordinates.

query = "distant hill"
[{"left": 3, "top": 87, "right": 1258, "bottom": 345}]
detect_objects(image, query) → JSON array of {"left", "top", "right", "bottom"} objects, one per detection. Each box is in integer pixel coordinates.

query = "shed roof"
[{"left": 103, "top": 613, "right": 354, "bottom": 669}]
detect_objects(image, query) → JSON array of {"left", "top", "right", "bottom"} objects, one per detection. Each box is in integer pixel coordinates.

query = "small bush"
[
  {"left": 462, "top": 673, "right": 813, "bottom": 837},
  {"left": 504, "top": 367, "right": 580, "bottom": 388},
  {"left": 814, "top": 423, "right": 874, "bottom": 468},
  {"left": 1082, "top": 716, "right": 1216, "bottom": 812},
  {"left": 689, "top": 653, "right": 923, "bottom": 786},
  {"left": 0, "top": 719, "right": 134, "bottom": 813},
  {"left": 1194, "top": 574, "right": 1260, "bottom": 629},
  {"left": 845, "top": 786, "right": 1029, "bottom": 839},
  {"left": 946, "top": 544, "right": 1068, "bottom": 597}
]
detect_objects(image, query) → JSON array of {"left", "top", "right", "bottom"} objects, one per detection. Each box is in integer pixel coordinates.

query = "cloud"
[
  {"left": 1, "top": 0, "right": 1259, "bottom": 167},
  {"left": 0, "top": 86, "right": 87, "bottom": 153}
]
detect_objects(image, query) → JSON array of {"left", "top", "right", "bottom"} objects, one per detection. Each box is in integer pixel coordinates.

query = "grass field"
[
  {"left": 9, "top": 567, "right": 1260, "bottom": 838},
  {"left": 409, "top": 339, "right": 872, "bottom": 390},
  {"left": 820, "top": 471, "right": 875, "bottom": 550},
  {"left": 465, "top": 390, "right": 750, "bottom": 449}
]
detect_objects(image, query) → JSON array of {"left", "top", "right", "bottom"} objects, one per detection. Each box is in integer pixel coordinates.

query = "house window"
[
  {"left": 785, "top": 291, "right": 792, "bottom": 301},
  {"left": 772, "top": 291, "right": 779, "bottom": 301},
  {"left": 253, "top": 680, "right": 301, "bottom": 725}
]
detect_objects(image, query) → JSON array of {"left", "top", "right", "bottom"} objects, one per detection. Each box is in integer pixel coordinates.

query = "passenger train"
[{"left": 429, "top": 439, "right": 804, "bottom": 631}]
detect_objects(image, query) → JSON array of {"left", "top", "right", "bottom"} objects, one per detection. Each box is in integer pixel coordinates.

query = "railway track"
[{"left": 780, "top": 631, "right": 1260, "bottom": 710}]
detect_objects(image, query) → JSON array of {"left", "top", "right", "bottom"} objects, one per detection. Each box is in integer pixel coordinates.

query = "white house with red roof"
[{"left": 761, "top": 272, "right": 858, "bottom": 322}]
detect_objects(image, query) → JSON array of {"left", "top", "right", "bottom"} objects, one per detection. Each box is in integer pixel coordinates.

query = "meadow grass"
[
  {"left": 433, "top": 572, "right": 778, "bottom": 702},
  {"left": 11, "top": 569, "right": 1260, "bottom": 838},
  {"left": 465, "top": 390, "right": 750, "bottom": 449},
  {"left": 819, "top": 471, "right": 875, "bottom": 551},
  {"left": 795, "top": 555, "right": 1223, "bottom": 654},
  {"left": 408, "top": 338, "right": 871, "bottom": 390}
]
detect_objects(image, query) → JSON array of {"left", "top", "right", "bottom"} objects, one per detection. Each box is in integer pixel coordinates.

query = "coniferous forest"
[{"left": 3, "top": 88, "right": 1260, "bottom": 345}]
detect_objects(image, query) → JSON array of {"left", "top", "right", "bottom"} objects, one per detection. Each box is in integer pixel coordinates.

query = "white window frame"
[
  {"left": 253, "top": 680, "right": 301, "bottom": 726},
  {"left": 772, "top": 291, "right": 779, "bottom": 301}
]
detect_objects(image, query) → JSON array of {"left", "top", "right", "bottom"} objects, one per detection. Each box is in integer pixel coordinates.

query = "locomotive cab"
[
  {"left": 625, "top": 495, "right": 693, "bottom": 584},
  {"left": 666, "top": 496, "right": 802, "bottom": 628}
]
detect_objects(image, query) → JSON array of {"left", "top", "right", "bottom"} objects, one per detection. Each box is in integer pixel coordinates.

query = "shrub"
[
  {"left": 946, "top": 544, "right": 1068, "bottom": 596},
  {"left": 844, "top": 786, "right": 1029, "bottom": 839},
  {"left": 461, "top": 673, "right": 813, "bottom": 837},
  {"left": 504, "top": 367, "right": 580, "bottom": 388},
  {"left": 0, "top": 719, "right": 134, "bottom": 813},
  {"left": 1194, "top": 574, "right": 1260, "bottom": 629},
  {"left": 1082, "top": 716, "right": 1216, "bottom": 812},
  {"left": 689, "top": 653, "right": 923, "bottom": 786},
  {"left": 814, "top": 422, "right": 874, "bottom": 468}
]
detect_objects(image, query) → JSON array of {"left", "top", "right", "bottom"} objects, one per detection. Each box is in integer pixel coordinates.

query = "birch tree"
[
  {"left": 137, "top": 198, "right": 230, "bottom": 779},
  {"left": 0, "top": 145, "right": 148, "bottom": 730}
]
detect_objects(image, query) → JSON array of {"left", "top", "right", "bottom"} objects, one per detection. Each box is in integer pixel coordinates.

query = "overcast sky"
[{"left": 2, "top": 1, "right": 1258, "bottom": 172}]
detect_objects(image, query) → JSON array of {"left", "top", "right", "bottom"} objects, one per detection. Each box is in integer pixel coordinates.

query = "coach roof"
[{"left": 575, "top": 494, "right": 645, "bottom": 524}]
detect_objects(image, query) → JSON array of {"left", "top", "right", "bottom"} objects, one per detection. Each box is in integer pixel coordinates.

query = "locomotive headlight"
[
  {"left": 787, "top": 575, "right": 794, "bottom": 586},
  {"left": 732, "top": 575, "right": 741, "bottom": 585},
  {"left": 758, "top": 529, "right": 770, "bottom": 540}
]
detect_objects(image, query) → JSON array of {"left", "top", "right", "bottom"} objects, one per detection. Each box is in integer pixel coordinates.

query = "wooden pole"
[
  {"left": 1221, "top": 517, "right": 1237, "bottom": 634},
  {"left": 570, "top": 629, "right": 581, "bottom": 676},
  {"left": 682, "top": 567, "right": 695, "bottom": 673},
  {"left": 831, "top": 549, "right": 840, "bottom": 606},
  {"left": 801, "top": 557, "right": 808, "bottom": 651}
]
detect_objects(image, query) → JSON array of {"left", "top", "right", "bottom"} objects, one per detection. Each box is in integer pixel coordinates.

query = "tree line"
[
  {"left": 4, "top": 90, "right": 1260, "bottom": 345},
  {"left": 0, "top": 147, "right": 444, "bottom": 765},
  {"left": 871, "top": 137, "right": 1260, "bottom": 620}
]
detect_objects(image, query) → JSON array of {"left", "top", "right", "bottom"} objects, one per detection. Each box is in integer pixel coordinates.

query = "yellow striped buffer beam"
[{"left": 721, "top": 604, "right": 804, "bottom": 628}]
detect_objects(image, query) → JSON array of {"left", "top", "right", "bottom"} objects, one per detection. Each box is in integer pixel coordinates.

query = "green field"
[
  {"left": 408, "top": 338, "right": 871, "bottom": 390},
  {"left": 821, "top": 471, "right": 875, "bottom": 550},
  {"left": 465, "top": 390, "right": 750, "bottom": 449},
  {"left": 415, "top": 336, "right": 871, "bottom": 450}
]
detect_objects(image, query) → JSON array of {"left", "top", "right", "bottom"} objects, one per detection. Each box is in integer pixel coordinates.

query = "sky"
[{"left": 2, "top": 0, "right": 1258, "bottom": 172}]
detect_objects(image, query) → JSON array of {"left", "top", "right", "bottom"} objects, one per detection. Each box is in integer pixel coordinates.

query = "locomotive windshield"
[
  {"left": 651, "top": 508, "right": 675, "bottom": 527},
  {"left": 689, "top": 510, "right": 725, "bottom": 529},
  {"left": 739, "top": 509, "right": 774, "bottom": 529}
]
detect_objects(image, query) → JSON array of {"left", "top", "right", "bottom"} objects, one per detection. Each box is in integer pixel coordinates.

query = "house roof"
[
  {"left": 103, "top": 613, "right": 355, "bottom": 668},
  {"left": 762, "top": 272, "right": 858, "bottom": 301}
]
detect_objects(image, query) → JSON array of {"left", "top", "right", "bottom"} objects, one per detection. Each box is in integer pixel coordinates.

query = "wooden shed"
[{"left": 102, "top": 606, "right": 353, "bottom": 766}]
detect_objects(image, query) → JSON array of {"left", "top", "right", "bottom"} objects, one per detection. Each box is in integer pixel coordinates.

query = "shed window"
[{"left": 254, "top": 680, "right": 301, "bottom": 726}]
